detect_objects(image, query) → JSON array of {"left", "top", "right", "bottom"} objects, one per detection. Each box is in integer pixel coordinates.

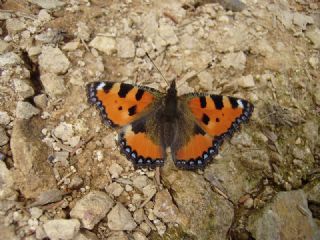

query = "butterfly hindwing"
[
  {"left": 87, "top": 82, "right": 160, "bottom": 127},
  {"left": 119, "top": 119, "right": 165, "bottom": 168},
  {"left": 172, "top": 94, "right": 254, "bottom": 170}
]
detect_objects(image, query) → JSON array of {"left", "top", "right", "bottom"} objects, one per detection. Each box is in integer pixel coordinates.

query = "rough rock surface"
[
  {"left": 43, "top": 219, "right": 80, "bottom": 240},
  {"left": 247, "top": 190, "right": 320, "bottom": 240},
  {"left": 70, "top": 191, "right": 114, "bottom": 230},
  {"left": 107, "top": 203, "right": 137, "bottom": 231}
]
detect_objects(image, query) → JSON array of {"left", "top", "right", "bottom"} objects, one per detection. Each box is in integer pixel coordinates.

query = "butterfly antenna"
[{"left": 145, "top": 52, "right": 169, "bottom": 86}]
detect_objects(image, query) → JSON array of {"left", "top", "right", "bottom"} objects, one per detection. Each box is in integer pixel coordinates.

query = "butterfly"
[{"left": 86, "top": 80, "right": 253, "bottom": 170}]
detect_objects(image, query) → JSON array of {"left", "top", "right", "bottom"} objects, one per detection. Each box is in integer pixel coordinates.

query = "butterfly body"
[{"left": 87, "top": 80, "right": 253, "bottom": 170}]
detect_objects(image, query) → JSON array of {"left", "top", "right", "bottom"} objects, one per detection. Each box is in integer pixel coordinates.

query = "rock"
[
  {"left": 162, "top": 170, "right": 234, "bottom": 239},
  {"left": 89, "top": 36, "right": 116, "bottom": 55},
  {"left": 70, "top": 191, "right": 114, "bottom": 230},
  {"left": 133, "top": 208, "right": 144, "bottom": 224},
  {"left": 217, "top": 0, "right": 246, "bottom": 12},
  {"left": 37, "top": 9, "right": 51, "bottom": 22},
  {"left": 293, "top": 12, "right": 314, "bottom": 30},
  {"left": 76, "top": 22, "right": 91, "bottom": 41},
  {"left": 6, "top": 18, "right": 26, "bottom": 34},
  {"left": 15, "top": 101, "right": 40, "bottom": 119},
  {"left": 38, "top": 46, "right": 70, "bottom": 74},
  {"left": 107, "top": 203, "right": 137, "bottom": 231},
  {"left": 105, "top": 182, "right": 124, "bottom": 197},
  {"left": 63, "top": 41, "right": 80, "bottom": 51},
  {"left": 153, "top": 189, "right": 179, "bottom": 223},
  {"left": 0, "top": 52, "right": 21, "bottom": 67},
  {"left": 0, "top": 161, "right": 15, "bottom": 200},
  {"left": 10, "top": 119, "right": 56, "bottom": 198},
  {"left": 132, "top": 231, "right": 147, "bottom": 240},
  {"left": 0, "top": 111, "right": 10, "bottom": 125},
  {"left": 132, "top": 175, "right": 148, "bottom": 190},
  {"left": 237, "top": 74, "right": 255, "bottom": 88},
  {"left": 0, "top": 127, "right": 9, "bottom": 146},
  {"left": 13, "top": 79, "right": 35, "bottom": 99},
  {"left": 309, "top": 56, "right": 319, "bottom": 69},
  {"left": 197, "top": 71, "right": 213, "bottom": 90},
  {"left": 33, "top": 94, "right": 48, "bottom": 109},
  {"left": 107, "top": 231, "right": 128, "bottom": 240},
  {"left": 43, "top": 219, "right": 80, "bottom": 240},
  {"left": 247, "top": 190, "right": 320, "bottom": 240},
  {"left": 0, "top": 40, "right": 10, "bottom": 53},
  {"left": 304, "top": 181, "right": 320, "bottom": 203},
  {"left": 74, "top": 231, "right": 98, "bottom": 240},
  {"left": 158, "top": 24, "right": 179, "bottom": 45},
  {"left": 306, "top": 28, "right": 320, "bottom": 49},
  {"left": 117, "top": 38, "right": 136, "bottom": 58},
  {"left": 54, "top": 122, "right": 74, "bottom": 141},
  {"left": 35, "top": 28, "right": 64, "bottom": 44},
  {"left": 40, "top": 73, "right": 66, "bottom": 97},
  {"left": 28, "top": 46, "right": 42, "bottom": 57},
  {"left": 69, "top": 175, "right": 84, "bottom": 189},
  {"left": 142, "top": 184, "right": 156, "bottom": 198},
  {"left": 221, "top": 51, "right": 246, "bottom": 71},
  {"left": 108, "top": 163, "right": 123, "bottom": 179},
  {"left": 29, "top": 189, "right": 63, "bottom": 207},
  {"left": 29, "top": 207, "right": 43, "bottom": 219},
  {"left": 0, "top": 226, "right": 18, "bottom": 240},
  {"left": 28, "top": 0, "right": 65, "bottom": 9}
]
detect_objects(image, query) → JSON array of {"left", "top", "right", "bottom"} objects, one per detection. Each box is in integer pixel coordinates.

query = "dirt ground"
[{"left": 0, "top": 0, "right": 319, "bottom": 239}]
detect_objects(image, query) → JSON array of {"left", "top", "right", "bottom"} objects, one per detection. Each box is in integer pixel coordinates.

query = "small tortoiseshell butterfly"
[{"left": 87, "top": 80, "right": 253, "bottom": 170}]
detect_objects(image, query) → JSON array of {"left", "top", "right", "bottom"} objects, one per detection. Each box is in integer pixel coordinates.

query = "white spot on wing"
[
  {"left": 237, "top": 99, "right": 244, "bottom": 108},
  {"left": 96, "top": 82, "right": 106, "bottom": 90}
]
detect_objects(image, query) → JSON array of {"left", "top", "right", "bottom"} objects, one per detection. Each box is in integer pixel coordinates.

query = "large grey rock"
[
  {"left": 43, "top": 219, "right": 80, "bottom": 240},
  {"left": 28, "top": 0, "right": 65, "bottom": 9},
  {"left": 15, "top": 101, "right": 40, "bottom": 120},
  {"left": 6, "top": 18, "right": 26, "bottom": 34},
  {"left": 70, "top": 191, "right": 113, "bottom": 230},
  {"left": 247, "top": 190, "right": 320, "bottom": 240},
  {"left": 13, "top": 79, "right": 35, "bottom": 99},
  {"left": 10, "top": 119, "right": 56, "bottom": 198},
  {"left": 153, "top": 189, "right": 179, "bottom": 223},
  {"left": 89, "top": 36, "right": 116, "bottom": 55},
  {"left": 162, "top": 169, "right": 234, "bottom": 239},
  {"left": 39, "top": 46, "right": 70, "bottom": 74},
  {"left": 0, "top": 52, "right": 21, "bottom": 67},
  {"left": 107, "top": 203, "right": 137, "bottom": 231},
  {"left": 0, "top": 127, "right": 9, "bottom": 146},
  {"left": 40, "top": 73, "right": 66, "bottom": 97}
]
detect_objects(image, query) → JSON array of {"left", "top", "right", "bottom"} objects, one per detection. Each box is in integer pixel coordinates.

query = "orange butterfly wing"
[
  {"left": 87, "top": 82, "right": 165, "bottom": 168},
  {"left": 173, "top": 94, "right": 253, "bottom": 170}
]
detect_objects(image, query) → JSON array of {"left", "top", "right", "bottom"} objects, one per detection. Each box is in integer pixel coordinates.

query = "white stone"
[
  {"left": 28, "top": 0, "right": 65, "bottom": 9},
  {"left": 54, "top": 122, "right": 74, "bottom": 141},
  {"left": 309, "top": 56, "right": 319, "bottom": 69},
  {"left": 0, "top": 111, "right": 10, "bottom": 125},
  {"left": 39, "top": 46, "right": 70, "bottom": 74},
  {"left": 29, "top": 207, "right": 43, "bottom": 219},
  {"left": 158, "top": 24, "right": 178, "bottom": 45},
  {"left": 107, "top": 203, "right": 137, "bottom": 231},
  {"left": 109, "top": 163, "right": 123, "bottom": 178},
  {"left": 63, "top": 41, "right": 80, "bottom": 51},
  {"left": 33, "top": 94, "right": 48, "bottom": 109},
  {"left": 15, "top": 101, "right": 40, "bottom": 119},
  {"left": 221, "top": 52, "right": 246, "bottom": 71},
  {"left": 117, "top": 38, "right": 136, "bottom": 58},
  {"left": 237, "top": 75, "right": 255, "bottom": 88},
  {"left": 306, "top": 28, "right": 320, "bottom": 49},
  {"left": 38, "top": 9, "right": 51, "bottom": 22},
  {"left": 89, "top": 36, "right": 116, "bottom": 55},
  {"left": 105, "top": 182, "right": 124, "bottom": 197},
  {"left": 0, "top": 52, "right": 21, "bottom": 67},
  {"left": 198, "top": 71, "right": 213, "bottom": 90},
  {"left": 293, "top": 12, "right": 314, "bottom": 30},
  {"left": 70, "top": 191, "right": 114, "bottom": 230},
  {"left": 40, "top": 73, "right": 66, "bottom": 97},
  {"left": 132, "top": 175, "right": 148, "bottom": 190},
  {"left": 43, "top": 219, "right": 80, "bottom": 240},
  {"left": 13, "top": 79, "right": 35, "bottom": 99},
  {"left": 6, "top": 18, "right": 26, "bottom": 34}
]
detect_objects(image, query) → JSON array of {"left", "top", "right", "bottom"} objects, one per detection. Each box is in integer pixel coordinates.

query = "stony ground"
[{"left": 0, "top": 0, "right": 319, "bottom": 239}]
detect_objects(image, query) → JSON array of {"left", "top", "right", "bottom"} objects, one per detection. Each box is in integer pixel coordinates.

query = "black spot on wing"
[
  {"left": 118, "top": 84, "right": 134, "bottom": 98},
  {"left": 128, "top": 105, "right": 137, "bottom": 116},
  {"left": 200, "top": 96, "right": 207, "bottom": 108},
  {"left": 194, "top": 124, "right": 206, "bottom": 135},
  {"left": 229, "top": 97, "right": 239, "bottom": 109},
  {"left": 131, "top": 119, "right": 146, "bottom": 134},
  {"left": 135, "top": 89, "right": 144, "bottom": 101},
  {"left": 103, "top": 83, "right": 113, "bottom": 93},
  {"left": 118, "top": 106, "right": 123, "bottom": 110},
  {"left": 211, "top": 95, "right": 224, "bottom": 110},
  {"left": 216, "top": 118, "right": 220, "bottom": 122},
  {"left": 202, "top": 113, "right": 210, "bottom": 125}
]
